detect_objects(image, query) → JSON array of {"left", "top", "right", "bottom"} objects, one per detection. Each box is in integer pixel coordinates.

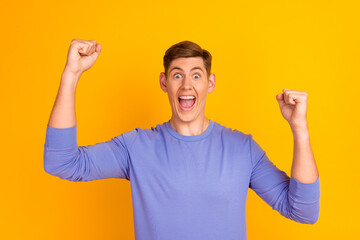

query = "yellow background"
[{"left": 1, "top": 0, "right": 359, "bottom": 239}]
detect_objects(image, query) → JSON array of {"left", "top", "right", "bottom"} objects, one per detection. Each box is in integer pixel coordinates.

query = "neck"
[{"left": 169, "top": 115, "right": 210, "bottom": 136}]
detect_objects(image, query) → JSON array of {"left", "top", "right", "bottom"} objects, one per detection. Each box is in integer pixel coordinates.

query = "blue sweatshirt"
[{"left": 43, "top": 119, "right": 320, "bottom": 240}]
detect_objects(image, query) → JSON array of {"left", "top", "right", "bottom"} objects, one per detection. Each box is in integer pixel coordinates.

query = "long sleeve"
[
  {"left": 248, "top": 134, "right": 320, "bottom": 224},
  {"left": 43, "top": 124, "right": 138, "bottom": 182}
]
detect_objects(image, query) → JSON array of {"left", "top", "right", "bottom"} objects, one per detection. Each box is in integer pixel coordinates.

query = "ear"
[
  {"left": 159, "top": 72, "right": 168, "bottom": 93},
  {"left": 207, "top": 73, "right": 216, "bottom": 93}
]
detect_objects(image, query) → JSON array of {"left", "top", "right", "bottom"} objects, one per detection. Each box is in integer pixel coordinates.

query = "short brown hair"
[{"left": 163, "top": 40, "right": 212, "bottom": 78}]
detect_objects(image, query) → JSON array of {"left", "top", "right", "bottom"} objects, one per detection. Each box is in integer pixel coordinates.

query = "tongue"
[{"left": 179, "top": 99, "right": 195, "bottom": 108}]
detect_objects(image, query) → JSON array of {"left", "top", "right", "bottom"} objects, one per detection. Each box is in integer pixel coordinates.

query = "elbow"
[
  {"left": 43, "top": 147, "right": 93, "bottom": 182},
  {"left": 43, "top": 155, "right": 58, "bottom": 177},
  {"left": 286, "top": 212, "right": 320, "bottom": 224},
  {"left": 43, "top": 160, "right": 81, "bottom": 182},
  {"left": 44, "top": 163, "right": 55, "bottom": 176},
  {"left": 43, "top": 148, "right": 80, "bottom": 181},
  {"left": 299, "top": 214, "right": 319, "bottom": 224},
  {"left": 43, "top": 162, "right": 63, "bottom": 178},
  {"left": 43, "top": 158, "right": 70, "bottom": 180},
  {"left": 288, "top": 204, "right": 320, "bottom": 225}
]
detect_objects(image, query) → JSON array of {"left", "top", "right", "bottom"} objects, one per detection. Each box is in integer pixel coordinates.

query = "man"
[{"left": 44, "top": 39, "right": 320, "bottom": 240}]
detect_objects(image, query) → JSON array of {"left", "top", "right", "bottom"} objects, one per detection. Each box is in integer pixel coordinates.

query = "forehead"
[{"left": 168, "top": 57, "right": 205, "bottom": 71}]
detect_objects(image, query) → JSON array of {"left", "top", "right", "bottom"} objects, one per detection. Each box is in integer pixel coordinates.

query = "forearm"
[
  {"left": 290, "top": 124, "right": 319, "bottom": 183},
  {"left": 47, "top": 69, "right": 80, "bottom": 128}
]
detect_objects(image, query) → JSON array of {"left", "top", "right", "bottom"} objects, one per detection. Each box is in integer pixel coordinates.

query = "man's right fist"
[{"left": 63, "top": 39, "right": 101, "bottom": 76}]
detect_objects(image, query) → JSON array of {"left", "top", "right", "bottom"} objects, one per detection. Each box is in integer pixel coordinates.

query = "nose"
[{"left": 181, "top": 75, "right": 192, "bottom": 90}]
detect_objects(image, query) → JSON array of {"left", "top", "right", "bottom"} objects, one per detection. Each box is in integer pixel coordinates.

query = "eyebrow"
[{"left": 169, "top": 66, "right": 204, "bottom": 73}]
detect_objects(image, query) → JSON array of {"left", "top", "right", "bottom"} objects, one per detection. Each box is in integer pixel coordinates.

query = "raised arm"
[
  {"left": 43, "top": 39, "right": 135, "bottom": 182},
  {"left": 248, "top": 89, "right": 320, "bottom": 224},
  {"left": 275, "top": 88, "right": 319, "bottom": 183},
  {"left": 48, "top": 38, "right": 101, "bottom": 128}
]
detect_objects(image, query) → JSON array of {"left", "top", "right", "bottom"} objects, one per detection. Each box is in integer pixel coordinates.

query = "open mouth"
[{"left": 178, "top": 95, "right": 196, "bottom": 111}]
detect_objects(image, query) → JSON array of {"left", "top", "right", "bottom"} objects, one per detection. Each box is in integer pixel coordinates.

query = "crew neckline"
[{"left": 165, "top": 119, "right": 215, "bottom": 141}]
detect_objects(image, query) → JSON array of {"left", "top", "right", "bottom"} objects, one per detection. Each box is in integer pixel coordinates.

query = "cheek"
[
  {"left": 168, "top": 85, "right": 180, "bottom": 97},
  {"left": 196, "top": 84, "right": 209, "bottom": 98},
  {"left": 168, "top": 89, "right": 177, "bottom": 98},
  {"left": 167, "top": 87, "right": 178, "bottom": 102}
]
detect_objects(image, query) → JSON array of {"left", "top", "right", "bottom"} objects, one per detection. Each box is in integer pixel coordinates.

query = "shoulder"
[
  {"left": 213, "top": 121, "right": 251, "bottom": 144},
  {"left": 213, "top": 121, "right": 265, "bottom": 163},
  {"left": 119, "top": 121, "right": 167, "bottom": 147}
]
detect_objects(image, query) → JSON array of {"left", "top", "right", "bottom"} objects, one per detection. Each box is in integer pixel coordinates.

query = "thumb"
[
  {"left": 91, "top": 43, "right": 102, "bottom": 58},
  {"left": 276, "top": 93, "right": 285, "bottom": 108},
  {"left": 96, "top": 43, "right": 101, "bottom": 53}
]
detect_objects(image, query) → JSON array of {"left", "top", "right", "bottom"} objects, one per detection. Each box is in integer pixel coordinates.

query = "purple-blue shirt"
[{"left": 43, "top": 119, "right": 320, "bottom": 240}]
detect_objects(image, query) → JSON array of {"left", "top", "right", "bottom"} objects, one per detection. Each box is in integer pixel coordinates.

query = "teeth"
[{"left": 179, "top": 96, "right": 195, "bottom": 100}]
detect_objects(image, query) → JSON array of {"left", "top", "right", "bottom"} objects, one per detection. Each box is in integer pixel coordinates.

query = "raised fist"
[{"left": 63, "top": 39, "right": 101, "bottom": 75}]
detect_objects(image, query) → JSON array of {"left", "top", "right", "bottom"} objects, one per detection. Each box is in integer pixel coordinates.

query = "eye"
[
  {"left": 174, "top": 73, "right": 182, "bottom": 78},
  {"left": 193, "top": 74, "right": 200, "bottom": 79}
]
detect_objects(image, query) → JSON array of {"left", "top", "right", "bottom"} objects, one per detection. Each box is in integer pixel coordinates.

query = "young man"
[{"left": 44, "top": 39, "right": 320, "bottom": 240}]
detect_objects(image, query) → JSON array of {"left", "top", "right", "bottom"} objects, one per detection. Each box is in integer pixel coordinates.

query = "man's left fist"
[{"left": 276, "top": 88, "right": 308, "bottom": 129}]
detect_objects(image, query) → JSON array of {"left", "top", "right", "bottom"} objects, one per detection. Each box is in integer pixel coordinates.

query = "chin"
[
  {"left": 178, "top": 116, "right": 195, "bottom": 123},
  {"left": 174, "top": 111, "right": 199, "bottom": 123}
]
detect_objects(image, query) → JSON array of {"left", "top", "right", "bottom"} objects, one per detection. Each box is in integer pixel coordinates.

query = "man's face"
[{"left": 159, "top": 57, "right": 216, "bottom": 123}]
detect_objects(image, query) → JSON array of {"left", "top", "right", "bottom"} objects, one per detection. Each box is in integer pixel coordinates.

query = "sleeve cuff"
[
  {"left": 289, "top": 175, "right": 320, "bottom": 203},
  {"left": 44, "top": 124, "right": 78, "bottom": 149}
]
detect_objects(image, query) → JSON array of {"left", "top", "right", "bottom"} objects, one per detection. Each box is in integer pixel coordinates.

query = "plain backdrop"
[{"left": 1, "top": 0, "right": 359, "bottom": 239}]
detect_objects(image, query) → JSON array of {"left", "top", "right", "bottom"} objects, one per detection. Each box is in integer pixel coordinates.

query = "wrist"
[
  {"left": 291, "top": 124, "right": 310, "bottom": 140},
  {"left": 61, "top": 70, "right": 81, "bottom": 89},
  {"left": 62, "top": 66, "right": 82, "bottom": 79}
]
